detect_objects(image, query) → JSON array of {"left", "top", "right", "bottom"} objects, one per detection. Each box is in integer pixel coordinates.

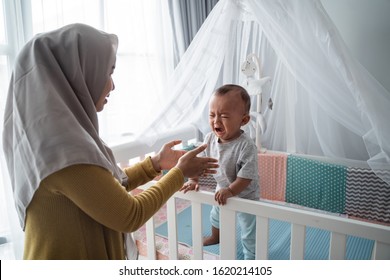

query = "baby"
[{"left": 181, "top": 84, "right": 259, "bottom": 260}]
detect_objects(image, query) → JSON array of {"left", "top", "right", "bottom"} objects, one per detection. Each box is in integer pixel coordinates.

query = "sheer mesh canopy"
[{"left": 140, "top": 0, "right": 390, "bottom": 186}]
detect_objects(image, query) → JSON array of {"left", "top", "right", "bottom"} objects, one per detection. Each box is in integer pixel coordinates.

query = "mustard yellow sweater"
[{"left": 23, "top": 157, "right": 184, "bottom": 259}]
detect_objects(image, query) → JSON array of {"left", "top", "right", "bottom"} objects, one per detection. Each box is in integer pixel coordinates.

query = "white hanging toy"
[{"left": 241, "top": 53, "right": 271, "bottom": 152}]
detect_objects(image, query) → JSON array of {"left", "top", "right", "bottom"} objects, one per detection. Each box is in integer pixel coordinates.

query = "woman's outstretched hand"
[
  {"left": 151, "top": 140, "right": 218, "bottom": 178},
  {"left": 151, "top": 140, "right": 186, "bottom": 171},
  {"left": 175, "top": 144, "right": 218, "bottom": 178}
]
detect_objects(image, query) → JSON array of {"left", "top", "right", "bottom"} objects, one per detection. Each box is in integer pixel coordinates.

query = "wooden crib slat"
[
  {"left": 145, "top": 217, "right": 156, "bottom": 260},
  {"left": 191, "top": 202, "right": 203, "bottom": 260},
  {"left": 329, "top": 232, "right": 346, "bottom": 259},
  {"left": 167, "top": 197, "right": 179, "bottom": 260},
  {"left": 290, "top": 224, "right": 306, "bottom": 259},
  {"left": 256, "top": 216, "right": 269, "bottom": 260},
  {"left": 372, "top": 241, "right": 390, "bottom": 260},
  {"left": 220, "top": 207, "right": 236, "bottom": 260}
]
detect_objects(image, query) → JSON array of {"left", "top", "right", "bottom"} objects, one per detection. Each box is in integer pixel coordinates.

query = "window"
[
  {"left": 0, "top": 0, "right": 14, "bottom": 259},
  {"left": 0, "top": 0, "right": 174, "bottom": 259},
  {"left": 26, "top": 0, "right": 174, "bottom": 143}
]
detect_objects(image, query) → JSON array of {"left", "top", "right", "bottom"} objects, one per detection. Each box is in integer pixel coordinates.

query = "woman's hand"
[
  {"left": 151, "top": 140, "right": 186, "bottom": 172},
  {"left": 175, "top": 144, "right": 218, "bottom": 179}
]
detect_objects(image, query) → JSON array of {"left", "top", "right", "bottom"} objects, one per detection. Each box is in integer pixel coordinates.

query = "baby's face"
[{"left": 209, "top": 91, "right": 249, "bottom": 143}]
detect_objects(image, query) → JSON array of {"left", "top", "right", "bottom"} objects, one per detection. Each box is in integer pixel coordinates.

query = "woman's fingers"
[
  {"left": 174, "top": 144, "right": 218, "bottom": 178},
  {"left": 183, "top": 144, "right": 207, "bottom": 157},
  {"left": 165, "top": 139, "right": 182, "bottom": 148}
]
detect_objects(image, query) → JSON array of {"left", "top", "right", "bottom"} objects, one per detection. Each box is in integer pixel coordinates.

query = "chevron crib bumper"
[{"left": 346, "top": 167, "right": 390, "bottom": 224}]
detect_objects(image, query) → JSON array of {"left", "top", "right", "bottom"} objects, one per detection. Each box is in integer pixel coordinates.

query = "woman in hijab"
[{"left": 2, "top": 23, "right": 218, "bottom": 260}]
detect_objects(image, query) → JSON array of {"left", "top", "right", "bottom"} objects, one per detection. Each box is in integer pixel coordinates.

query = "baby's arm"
[
  {"left": 180, "top": 177, "right": 200, "bottom": 193},
  {"left": 215, "top": 177, "right": 251, "bottom": 205}
]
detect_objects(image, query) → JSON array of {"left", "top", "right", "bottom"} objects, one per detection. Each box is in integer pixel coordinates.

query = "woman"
[{"left": 2, "top": 23, "right": 218, "bottom": 259}]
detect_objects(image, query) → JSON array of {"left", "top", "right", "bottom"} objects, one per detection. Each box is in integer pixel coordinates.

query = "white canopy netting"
[{"left": 139, "top": 0, "right": 390, "bottom": 186}]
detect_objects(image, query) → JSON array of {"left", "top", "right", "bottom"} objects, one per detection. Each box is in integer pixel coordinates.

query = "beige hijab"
[{"left": 2, "top": 23, "right": 127, "bottom": 229}]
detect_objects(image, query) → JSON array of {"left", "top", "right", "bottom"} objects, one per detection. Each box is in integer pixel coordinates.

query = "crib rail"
[
  {"left": 139, "top": 181, "right": 390, "bottom": 260},
  {"left": 111, "top": 125, "right": 390, "bottom": 260}
]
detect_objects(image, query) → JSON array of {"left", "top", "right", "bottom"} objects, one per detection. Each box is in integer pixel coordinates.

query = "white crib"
[{"left": 111, "top": 125, "right": 390, "bottom": 260}]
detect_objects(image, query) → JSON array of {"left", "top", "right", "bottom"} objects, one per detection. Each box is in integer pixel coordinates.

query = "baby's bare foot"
[{"left": 203, "top": 235, "right": 220, "bottom": 246}]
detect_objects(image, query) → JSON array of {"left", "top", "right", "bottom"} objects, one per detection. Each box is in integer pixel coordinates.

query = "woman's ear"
[{"left": 241, "top": 114, "right": 250, "bottom": 126}]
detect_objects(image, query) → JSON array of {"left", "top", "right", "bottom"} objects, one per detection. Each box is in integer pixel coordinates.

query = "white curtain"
[
  {"left": 139, "top": 0, "right": 390, "bottom": 187},
  {"left": 0, "top": 0, "right": 175, "bottom": 259},
  {"left": 0, "top": 0, "right": 26, "bottom": 260},
  {"left": 168, "top": 0, "right": 218, "bottom": 66}
]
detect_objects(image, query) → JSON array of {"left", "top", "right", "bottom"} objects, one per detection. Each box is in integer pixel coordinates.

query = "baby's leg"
[
  {"left": 204, "top": 205, "right": 220, "bottom": 246},
  {"left": 238, "top": 212, "right": 256, "bottom": 260},
  {"left": 203, "top": 226, "right": 220, "bottom": 246}
]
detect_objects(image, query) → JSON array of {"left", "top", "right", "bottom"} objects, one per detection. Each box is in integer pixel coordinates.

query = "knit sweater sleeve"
[
  {"left": 44, "top": 162, "right": 184, "bottom": 233},
  {"left": 123, "top": 157, "right": 161, "bottom": 191}
]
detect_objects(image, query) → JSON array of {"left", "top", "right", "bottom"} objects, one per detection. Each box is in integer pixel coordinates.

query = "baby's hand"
[
  {"left": 215, "top": 188, "right": 234, "bottom": 205},
  {"left": 180, "top": 179, "right": 199, "bottom": 193}
]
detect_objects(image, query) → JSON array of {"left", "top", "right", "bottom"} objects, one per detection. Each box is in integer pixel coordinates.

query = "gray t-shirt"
[{"left": 202, "top": 131, "right": 260, "bottom": 200}]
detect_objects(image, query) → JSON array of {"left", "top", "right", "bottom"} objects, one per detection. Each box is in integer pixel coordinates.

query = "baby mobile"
[{"left": 241, "top": 53, "right": 272, "bottom": 152}]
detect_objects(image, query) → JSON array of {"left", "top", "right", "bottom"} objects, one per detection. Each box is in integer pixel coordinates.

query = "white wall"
[{"left": 321, "top": 0, "right": 390, "bottom": 93}]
